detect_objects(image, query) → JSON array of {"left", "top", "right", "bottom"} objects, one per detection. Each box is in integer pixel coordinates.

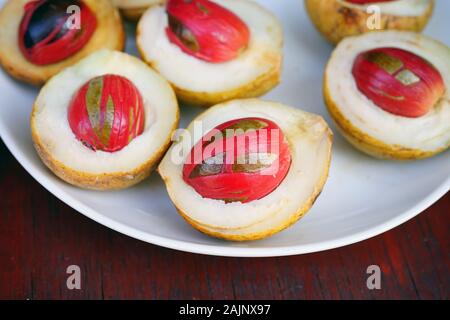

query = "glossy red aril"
[
  {"left": 352, "top": 47, "right": 445, "bottom": 118},
  {"left": 68, "top": 74, "right": 145, "bottom": 152},
  {"left": 19, "top": 0, "right": 97, "bottom": 65},
  {"left": 183, "top": 118, "right": 291, "bottom": 203},
  {"left": 166, "top": 0, "right": 250, "bottom": 63},
  {"left": 346, "top": 0, "right": 396, "bottom": 4}
]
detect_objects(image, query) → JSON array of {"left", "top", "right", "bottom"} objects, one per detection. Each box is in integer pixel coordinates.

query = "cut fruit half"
[
  {"left": 31, "top": 50, "right": 179, "bottom": 190},
  {"left": 324, "top": 31, "right": 450, "bottom": 160},
  {"left": 137, "top": 0, "right": 283, "bottom": 107},
  {"left": 159, "top": 99, "right": 333, "bottom": 241},
  {"left": 0, "top": 0, "right": 125, "bottom": 85}
]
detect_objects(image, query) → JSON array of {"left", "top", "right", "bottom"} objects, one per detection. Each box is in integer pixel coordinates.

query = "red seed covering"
[
  {"left": 352, "top": 47, "right": 445, "bottom": 118},
  {"left": 68, "top": 74, "right": 145, "bottom": 152},
  {"left": 19, "top": 0, "right": 97, "bottom": 65},
  {"left": 183, "top": 118, "right": 292, "bottom": 203},
  {"left": 165, "top": 0, "right": 250, "bottom": 63}
]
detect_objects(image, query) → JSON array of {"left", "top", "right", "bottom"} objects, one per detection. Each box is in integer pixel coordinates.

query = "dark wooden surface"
[{"left": 0, "top": 139, "right": 448, "bottom": 300}]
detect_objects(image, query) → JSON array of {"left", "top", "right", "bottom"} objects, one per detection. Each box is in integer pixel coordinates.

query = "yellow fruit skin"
[
  {"left": 170, "top": 65, "right": 281, "bottom": 108},
  {"left": 305, "top": 0, "right": 434, "bottom": 45}
]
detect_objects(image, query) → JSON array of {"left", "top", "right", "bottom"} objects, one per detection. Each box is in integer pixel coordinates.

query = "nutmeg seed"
[
  {"left": 165, "top": 0, "right": 250, "bottom": 63},
  {"left": 68, "top": 74, "right": 145, "bottom": 152},
  {"left": 352, "top": 47, "right": 445, "bottom": 118},
  {"left": 183, "top": 118, "right": 291, "bottom": 203},
  {"left": 19, "top": 0, "right": 97, "bottom": 65}
]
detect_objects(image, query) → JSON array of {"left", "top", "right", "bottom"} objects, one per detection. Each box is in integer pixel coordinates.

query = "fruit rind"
[{"left": 170, "top": 64, "right": 281, "bottom": 108}]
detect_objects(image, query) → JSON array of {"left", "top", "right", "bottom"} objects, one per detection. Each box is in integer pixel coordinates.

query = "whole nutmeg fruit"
[
  {"left": 68, "top": 74, "right": 145, "bottom": 152},
  {"left": 166, "top": 0, "right": 250, "bottom": 63},
  {"left": 183, "top": 118, "right": 291, "bottom": 203},
  {"left": 19, "top": 0, "right": 97, "bottom": 65},
  {"left": 352, "top": 47, "right": 445, "bottom": 118}
]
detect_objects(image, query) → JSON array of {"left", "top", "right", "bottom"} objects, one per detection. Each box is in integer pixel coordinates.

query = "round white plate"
[{"left": 0, "top": 0, "right": 449, "bottom": 257}]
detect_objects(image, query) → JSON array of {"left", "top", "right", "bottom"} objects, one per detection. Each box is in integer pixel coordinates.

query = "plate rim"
[{"left": 1, "top": 122, "right": 449, "bottom": 257}]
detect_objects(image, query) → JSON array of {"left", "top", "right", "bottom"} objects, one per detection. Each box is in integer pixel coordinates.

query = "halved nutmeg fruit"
[
  {"left": 0, "top": 0, "right": 125, "bottom": 85},
  {"left": 112, "top": 0, "right": 164, "bottom": 21},
  {"left": 305, "top": 0, "right": 434, "bottom": 44},
  {"left": 324, "top": 31, "right": 450, "bottom": 160},
  {"left": 159, "top": 99, "right": 333, "bottom": 241},
  {"left": 137, "top": 0, "right": 283, "bottom": 107},
  {"left": 31, "top": 50, "right": 179, "bottom": 190}
]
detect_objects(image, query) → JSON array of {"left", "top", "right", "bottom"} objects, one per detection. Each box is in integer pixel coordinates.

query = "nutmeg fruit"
[
  {"left": 68, "top": 74, "right": 145, "bottom": 153},
  {"left": 0, "top": 0, "right": 125, "bottom": 85},
  {"left": 137, "top": 0, "right": 283, "bottom": 107},
  {"left": 18, "top": 0, "right": 97, "bottom": 65},
  {"left": 159, "top": 99, "right": 333, "bottom": 241},
  {"left": 31, "top": 50, "right": 179, "bottom": 190},
  {"left": 324, "top": 31, "right": 450, "bottom": 160},
  {"left": 183, "top": 118, "right": 291, "bottom": 203},
  {"left": 304, "top": 0, "right": 435, "bottom": 45}
]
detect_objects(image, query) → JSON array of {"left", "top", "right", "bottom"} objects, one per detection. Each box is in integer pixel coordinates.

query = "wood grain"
[{"left": 0, "top": 139, "right": 448, "bottom": 300}]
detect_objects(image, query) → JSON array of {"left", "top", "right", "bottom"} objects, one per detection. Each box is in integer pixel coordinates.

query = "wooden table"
[{"left": 0, "top": 139, "right": 448, "bottom": 300}]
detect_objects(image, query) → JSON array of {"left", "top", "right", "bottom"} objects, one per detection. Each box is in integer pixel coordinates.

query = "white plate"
[{"left": 0, "top": 0, "right": 449, "bottom": 257}]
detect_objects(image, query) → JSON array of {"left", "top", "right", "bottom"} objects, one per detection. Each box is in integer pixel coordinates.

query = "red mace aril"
[
  {"left": 183, "top": 118, "right": 291, "bottom": 203},
  {"left": 352, "top": 47, "right": 445, "bottom": 118},
  {"left": 346, "top": 0, "right": 396, "bottom": 4},
  {"left": 165, "top": 0, "right": 250, "bottom": 63},
  {"left": 19, "top": 0, "right": 97, "bottom": 65},
  {"left": 68, "top": 74, "right": 145, "bottom": 153}
]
